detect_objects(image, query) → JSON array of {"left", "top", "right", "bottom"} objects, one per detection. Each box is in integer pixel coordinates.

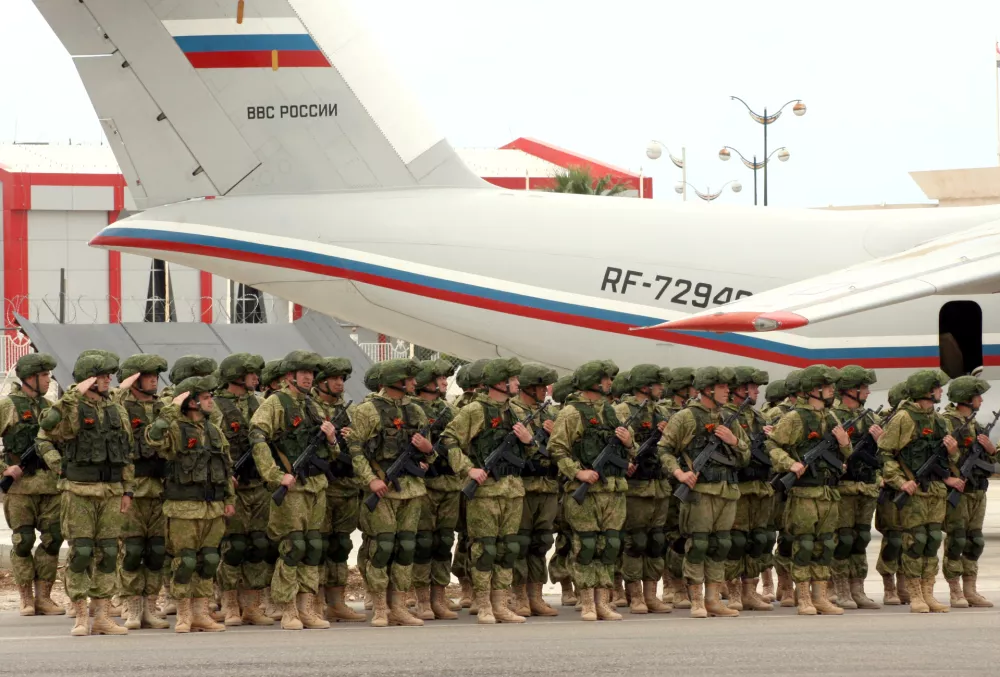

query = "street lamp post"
[
  {"left": 675, "top": 180, "right": 742, "bottom": 202},
  {"left": 725, "top": 97, "right": 805, "bottom": 205},
  {"left": 718, "top": 146, "right": 789, "bottom": 206},
  {"left": 646, "top": 141, "right": 686, "bottom": 200}
]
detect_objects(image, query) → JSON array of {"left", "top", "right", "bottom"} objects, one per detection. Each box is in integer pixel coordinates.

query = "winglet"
[{"left": 629, "top": 311, "right": 809, "bottom": 333}]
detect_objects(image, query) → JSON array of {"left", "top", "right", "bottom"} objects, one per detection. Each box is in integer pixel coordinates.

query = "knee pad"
[
  {"left": 198, "top": 547, "right": 221, "bottom": 579},
  {"left": 97, "top": 538, "right": 118, "bottom": 575},
  {"left": 511, "top": 531, "right": 531, "bottom": 563},
  {"left": 145, "top": 536, "right": 167, "bottom": 571},
  {"left": 174, "top": 548, "right": 198, "bottom": 584},
  {"left": 792, "top": 534, "right": 815, "bottom": 566},
  {"left": 246, "top": 531, "right": 269, "bottom": 565},
  {"left": 906, "top": 526, "right": 928, "bottom": 559},
  {"left": 501, "top": 534, "right": 522, "bottom": 569},
  {"left": 600, "top": 530, "right": 622, "bottom": 566},
  {"left": 967, "top": 529, "right": 985, "bottom": 561},
  {"left": 414, "top": 530, "right": 434, "bottom": 565},
  {"left": 853, "top": 524, "right": 872, "bottom": 554},
  {"left": 577, "top": 531, "right": 598, "bottom": 566},
  {"left": 122, "top": 536, "right": 146, "bottom": 572},
  {"left": 394, "top": 531, "right": 417, "bottom": 567},
  {"left": 432, "top": 528, "right": 455, "bottom": 562},
  {"left": 747, "top": 528, "right": 769, "bottom": 559},
  {"left": 764, "top": 529, "right": 777, "bottom": 555},
  {"left": 834, "top": 527, "right": 855, "bottom": 560},
  {"left": 883, "top": 530, "right": 903, "bottom": 562},
  {"left": 222, "top": 534, "right": 248, "bottom": 567},
  {"left": 687, "top": 532, "right": 710, "bottom": 565},
  {"left": 474, "top": 537, "right": 498, "bottom": 572},
  {"left": 777, "top": 531, "right": 793, "bottom": 559},
  {"left": 648, "top": 528, "right": 667, "bottom": 559},
  {"left": 671, "top": 535, "right": 688, "bottom": 556},
  {"left": 282, "top": 531, "right": 307, "bottom": 567},
  {"left": 710, "top": 530, "right": 733, "bottom": 562},
  {"left": 68, "top": 537, "right": 95, "bottom": 574},
  {"left": 529, "top": 531, "right": 555, "bottom": 558},
  {"left": 727, "top": 530, "right": 747, "bottom": 562},
  {"left": 817, "top": 532, "right": 836, "bottom": 566},
  {"left": 371, "top": 533, "right": 396, "bottom": 569},
  {"left": 12, "top": 526, "right": 36, "bottom": 558},
  {"left": 304, "top": 530, "right": 324, "bottom": 567},
  {"left": 945, "top": 528, "right": 968, "bottom": 560},
  {"left": 625, "top": 529, "right": 648, "bottom": 558},
  {"left": 333, "top": 533, "right": 354, "bottom": 564},
  {"left": 40, "top": 523, "right": 63, "bottom": 557},
  {"left": 925, "top": 524, "right": 943, "bottom": 557}
]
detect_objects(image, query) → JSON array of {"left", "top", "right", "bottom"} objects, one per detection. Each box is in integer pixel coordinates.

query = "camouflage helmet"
[
  {"left": 15, "top": 353, "right": 57, "bottom": 381},
  {"left": 784, "top": 369, "right": 803, "bottom": 395},
  {"left": 434, "top": 358, "right": 457, "bottom": 379},
  {"left": 630, "top": 364, "right": 663, "bottom": 392},
  {"left": 280, "top": 350, "right": 323, "bottom": 375},
  {"left": 551, "top": 375, "right": 575, "bottom": 405},
  {"left": 316, "top": 357, "right": 352, "bottom": 382},
  {"left": 118, "top": 354, "right": 168, "bottom": 382},
  {"left": 887, "top": 382, "right": 908, "bottom": 408},
  {"left": 765, "top": 379, "right": 787, "bottom": 403},
  {"left": 611, "top": 370, "right": 632, "bottom": 399},
  {"left": 752, "top": 369, "right": 770, "bottom": 386},
  {"left": 455, "top": 359, "right": 489, "bottom": 390},
  {"left": 168, "top": 355, "right": 218, "bottom": 385},
  {"left": 658, "top": 367, "right": 672, "bottom": 386},
  {"left": 174, "top": 374, "right": 219, "bottom": 400},
  {"left": 482, "top": 357, "right": 522, "bottom": 387},
  {"left": 519, "top": 363, "right": 558, "bottom": 389},
  {"left": 799, "top": 365, "right": 841, "bottom": 393},
  {"left": 378, "top": 358, "right": 420, "bottom": 387},
  {"left": 219, "top": 353, "right": 261, "bottom": 385},
  {"left": 77, "top": 349, "right": 119, "bottom": 379},
  {"left": 947, "top": 375, "right": 991, "bottom": 405},
  {"left": 73, "top": 353, "right": 118, "bottom": 383},
  {"left": 905, "top": 369, "right": 949, "bottom": 401},
  {"left": 731, "top": 366, "right": 758, "bottom": 387},
  {"left": 573, "top": 360, "right": 617, "bottom": 392},
  {"left": 667, "top": 367, "right": 695, "bottom": 394},
  {"left": 692, "top": 366, "right": 736, "bottom": 392},
  {"left": 363, "top": 363, "right": 382, "bottom": 392},
  {"left": 414, "top": 359, "right": 440, "bottom": 389},
  {"left": 837, "top": 365, "right": 877, "bottom": 390},
  {"left": 261, "top": 360, "right": 284, "bottom": 388}
]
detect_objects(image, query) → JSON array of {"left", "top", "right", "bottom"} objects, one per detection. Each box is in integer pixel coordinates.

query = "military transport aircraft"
[{"left": 29, "top": 0, "right": 1000, "bottom": 404}]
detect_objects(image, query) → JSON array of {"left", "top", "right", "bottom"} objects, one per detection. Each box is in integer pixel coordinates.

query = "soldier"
[
  {"left": 657, "top": 366, "right": 749, "bottom": 618},
  {"left": 878, "top": 369, "right": 963, "bottom": 613},
  {"left": 213, "top": 353, "right": 275, "bottom": 627},
  {"left": 611, "top": 371, "right": 631, "bottom": 404},
  {"left": 547, "top": 374, "right": 578, "bottom": 607},
  {"left": 548, "top": 360, "right": 634, "bottom": 622},
  {"left": 410, "top": 358, "right": 461, "bottom": 621},
  {"left": 348, "top": 358, "right": 434, "bottom": 627},
  {"left": 876, "top": 382, "right": 909, "bottom": 605},
  {"left": 829, "top": 365, "right": 883, "bottom": 610},
  {"left": 658, "top": 367, "right": 694, "bottom": 609},
  {"left": 0, "top": 353, "right": 63, "bottom": 616},
  {"left": 439, "top": 358, "right": 535, "bottom": 624},
  {"left": 249, "top": 350, "right": 339, "bottom": 630},
  {"left": 766, "top": 364, "right": 852, "bottom": 616},
  {"left": 261, "top": 360, "right": 286, "bottom": 398},
  {"left": 509, "top": 363, "right": 560, "bottom": 617},
  {"left": 114, "top": 354, "right": 172, "bottom": 630},
  {"left": 762, "top": 380, "right": 788, "bottom": 422},
  {"left": 722, "top": 367, "right": 775, "bottom": 613},
  {"left": 772, "top": 368, "right": 803, "bottom": 607},
  {"left": 355, "top": 361, "right": 382, "bottom": 611},
  {"left": 160, "top": 356, "right": 218, "bottom": 402},
  {"left": 940, "top": 375, "right": 995, "bottom": 608},
  {"left": 37, "top": 351, "right": 134, "bottom": 635},
  {"left": 615, "top": 365, "right": 671, "bottom": 615}
]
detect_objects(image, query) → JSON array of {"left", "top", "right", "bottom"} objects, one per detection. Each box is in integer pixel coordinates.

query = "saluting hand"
[
  {"left": 119, "top": 372, "right": 141, "bottom": 391},
  {"left": 76, "top": 377, "right": 97, "bottom": 395},
  {"left": 172, "top": 391, "right": 190, "bottom": 407}
]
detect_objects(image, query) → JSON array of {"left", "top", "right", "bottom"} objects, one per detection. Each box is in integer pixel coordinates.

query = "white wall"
[{"left": 28, "top": 210, "right": 108, "bottom": 323}]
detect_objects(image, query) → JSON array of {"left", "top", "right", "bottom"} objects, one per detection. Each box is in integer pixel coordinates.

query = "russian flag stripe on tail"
[{"left": 163, "top": 17, "right": 330, "bottom": 68}]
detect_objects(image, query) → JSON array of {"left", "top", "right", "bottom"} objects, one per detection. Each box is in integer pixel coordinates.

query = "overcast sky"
[{"left": 3, "top": 0, "right": 1000, "bottom": 208}]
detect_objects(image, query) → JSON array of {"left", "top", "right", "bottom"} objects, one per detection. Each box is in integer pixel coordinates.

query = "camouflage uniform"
[
  {"left": 770, "top": 370, "right": 803, "bottom": 606},
  {"left": 546, "top": 375, "right": 575, "bottom": 602},
  {"left": 0, "top": 354, "right": 61, "bottom": 615},
  {"left": 875, "top": 383, "right": 908, "bottom": 599},
  {"left": 657, "top": 368, "right": 693, "bottom": 594}
]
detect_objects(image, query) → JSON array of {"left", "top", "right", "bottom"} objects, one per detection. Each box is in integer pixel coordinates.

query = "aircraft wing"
[{"left": 634, "top": 219, "right": 1000, "bottom": 333}]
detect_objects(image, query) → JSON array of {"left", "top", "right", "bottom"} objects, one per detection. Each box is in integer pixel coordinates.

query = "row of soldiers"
[{"left": 0, "top": 350, "right": 994, "bottom": 635}]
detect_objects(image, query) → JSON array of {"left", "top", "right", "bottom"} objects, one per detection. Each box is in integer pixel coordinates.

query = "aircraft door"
[{"left": 938, "top": 301, "right": 983, "bottom": 378}]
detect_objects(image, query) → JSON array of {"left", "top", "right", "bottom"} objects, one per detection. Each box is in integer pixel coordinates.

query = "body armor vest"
[
  {"left": 324, "top": 398, "right": 354, "bottom": 479},
  {"left": 627, "top": 399, "right": 662, "bottom": 481},
  {"left": 568, "top": 400, "right": 626, "bottom": 477},
  {"left": 420, "top": 399, "right": 456, "bottom": 477},
  {"left": 367, "top": 397, "right": 422, "bottom": 466},
  {"left": 899, "top": 409, "right": 949, "bottom": 485},
  {"left": 681, "top": 406, "right": 738, "bottom": 485},
  {"left": 786, "top": 407, "right": 841, "bottom": 487},
  {"left": 124, "top": 398, "right": 165, "bottom": 478},
  {"left": 518, "top": 401, "right": 557, "bottom": 478},
  {"left": 469, "top": 401, "right": 524, "bottom": 478},
  {"left": 834, "top": 406, "right": 877, "bottom": 484},
  {"left": 271, "top": 392, "right": 328, "bottom": 474},
  {"left": 737, "top": 407, "right": 770, "bottom": 483},
  {"left": 63, "top": 399, "right": 130, "bottom": 483},
  {"left": 2, "top": 393, "right": 46, "bottom": 474},
  {"left": 163, "top": 421, "right": 229, "bottom": 502},
  {"left": 215, "top": 395, "right": 260, "bottom": 482}
]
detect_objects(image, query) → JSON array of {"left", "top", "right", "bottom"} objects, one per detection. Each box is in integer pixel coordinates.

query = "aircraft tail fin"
[{"left": 33, "top": 0, "right": 487, "bottom": 210}]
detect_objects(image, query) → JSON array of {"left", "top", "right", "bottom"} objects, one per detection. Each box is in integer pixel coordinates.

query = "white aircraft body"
[{"left": 28, "top": 0, "right": 1000, "bottom": 406}]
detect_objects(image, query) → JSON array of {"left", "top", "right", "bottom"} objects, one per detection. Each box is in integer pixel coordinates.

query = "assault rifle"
[
  {"left": 0, "top": 444, "right": 43, "bottom": 493},
  {"left": 529, "top": 401, "right": 554, "bottom": 458},
  {"left": 462, "top": 405, "right": 546, "bottom": 500},
  {"left": 272, "top": 429, "right": 335, "bottom": 507},
  {"left": 364, "top": 423, "right": 431, "bottom": 512},
  {"left": 892, "top": 416, "right": 974, "bottom": 509},
  {"left": 232, "top": 447, "right": 257, "bottom": 485},
  {"left": 423, "top": 410, "right": 460, "bottom": 478},
  {"left": 747, "top": 409, "right": 772, "bottom": 469},
  {"left": 674, "top": 400, "right": 750, "bottom": 504},
  {"left": 573, "top": 407, "right": 646, "bottom": 505},
  {"left": 845, "top": 405, "right": 885, "bottom": 473},
  {"left": 770, "top": 408, "right": 871, "bottom": 494},
  {"left": 947, "top": 409, "right": 1000, "bottom": 508},
  {"left": 329, "top": 400, "right": 354, "bottom": 476}
]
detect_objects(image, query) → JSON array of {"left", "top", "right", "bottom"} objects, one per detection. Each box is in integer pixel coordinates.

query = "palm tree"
[{"left": 547, "top": 165, "right": 630, "bottom": 196}]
